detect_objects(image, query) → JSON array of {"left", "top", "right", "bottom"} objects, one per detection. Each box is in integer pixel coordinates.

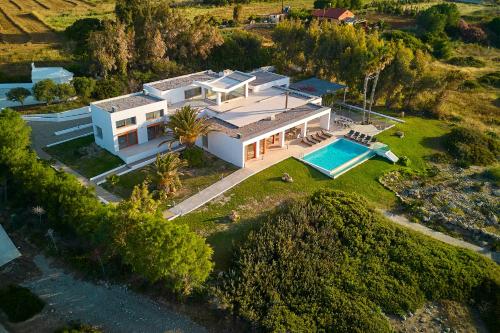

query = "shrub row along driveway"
[{"left": 23, "top": 255, "right": 206, "bottom": 333}]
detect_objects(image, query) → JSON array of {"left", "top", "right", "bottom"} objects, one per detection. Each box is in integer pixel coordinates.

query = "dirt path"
[
  {"left": 22, "top": 255, "right": 207, "bottom": 333},
  {"left": 380, "top": 210, "right": 500, "bottom": 264}
]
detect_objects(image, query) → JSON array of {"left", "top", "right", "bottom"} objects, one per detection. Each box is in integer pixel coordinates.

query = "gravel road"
[{"left": 23, "top": 255, "right": 207, "bottom": 333}]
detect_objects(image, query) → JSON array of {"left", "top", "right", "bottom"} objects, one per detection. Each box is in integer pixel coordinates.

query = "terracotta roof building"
[{"left": 311, "top": 8, "right": 354, "bottom": 22}]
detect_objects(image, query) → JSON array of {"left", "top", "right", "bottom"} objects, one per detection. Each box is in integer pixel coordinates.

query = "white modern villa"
[{"left": 91, "top": 69, "right": 333, "bottom": 167}]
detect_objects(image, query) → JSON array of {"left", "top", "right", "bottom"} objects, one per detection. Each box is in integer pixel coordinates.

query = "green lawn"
[
  {"left": 103, "top": 151, "right": 237, "bottom": 203},
  {"left": 44, "top": 135, "right": 123, "bottom": 178},
  {"left": 175, "top": 116, "right": 451, "bottom": 269}
]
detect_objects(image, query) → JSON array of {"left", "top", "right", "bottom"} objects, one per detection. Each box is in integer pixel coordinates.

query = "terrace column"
[
  {"left": 300, "top": 121, "right": 308, "bottom": 138},
  {"left": 202, "top": 88, "right": 207, "bottom": 99},
  {"left": 244, "top": 84, "right": 249, "bottom": 98},
  {"left": 280, "top": 131, "right": 286, "bottom": 147},
  {"left": 255, "top": 140, "right": 260, "bottom": 158},
  {"left": 320, "top": 112, "right": 331, "bottom": 131},
  {"left": 216, "top": 92, "right": 222, "bottom": 105}
]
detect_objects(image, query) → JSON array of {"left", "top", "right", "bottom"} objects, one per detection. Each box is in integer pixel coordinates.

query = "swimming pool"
[{"left": 302, "top": 138, "right": 372, "bottom": 176}]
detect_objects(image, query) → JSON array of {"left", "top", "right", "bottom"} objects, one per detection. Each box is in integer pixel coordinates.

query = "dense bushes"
[
  {"left": 447, "top": 56, "right": 485, "bottom": 68},
  {"left": 207, "top": 30, "right": 271, "bottom": 71},
  {"left": 0, "top": 109, "right": 213, "bottom": 294},
  {"left": 0, "top": 285, "right": 45, "bottom": 322},
  {"left": 478, "top": 72, "right": 500, "bottom": 89},
  {"left": 215, "top": 190, "right": 500, "bottom": 332},
  {"left": 445, "top": 127, "right": 500, "bottom": 167}
]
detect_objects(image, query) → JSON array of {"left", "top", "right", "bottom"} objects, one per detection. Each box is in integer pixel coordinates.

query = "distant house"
[
  {"left": 311, "top": 8, "right": 355, "bottom": 23},
  {"left": 31, "top": 63, "right": 74, "bottom": 84},
  {"left": 268, "top": 13, "right": 287, "bottom": 23}
]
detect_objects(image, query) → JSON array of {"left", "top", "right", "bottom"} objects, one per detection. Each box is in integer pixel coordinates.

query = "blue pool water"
[{"left": 303, "top": 138, "right": 370, "bottom": 172}]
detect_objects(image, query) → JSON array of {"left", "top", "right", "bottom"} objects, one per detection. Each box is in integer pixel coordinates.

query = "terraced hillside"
[{"left": 0, "top": 0, "right": 112, "bottom": 79}]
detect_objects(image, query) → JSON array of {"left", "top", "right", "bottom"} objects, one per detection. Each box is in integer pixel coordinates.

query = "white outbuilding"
[{"left": 31, "top": 62, "right": 74, "bottom": 84}]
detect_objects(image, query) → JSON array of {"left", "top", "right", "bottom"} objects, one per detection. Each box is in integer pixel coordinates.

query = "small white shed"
[{"left": 31, "top": 62, "right": 74, "bottom": 84}]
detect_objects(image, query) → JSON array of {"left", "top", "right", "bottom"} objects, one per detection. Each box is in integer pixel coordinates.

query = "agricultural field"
[{"left": 0, "top": 0, "right": 113, "bottom": 80}]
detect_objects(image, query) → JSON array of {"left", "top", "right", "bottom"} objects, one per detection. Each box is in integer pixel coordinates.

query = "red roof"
[{"left": 311, "top": 8, "right": 353, "bottom": 20}]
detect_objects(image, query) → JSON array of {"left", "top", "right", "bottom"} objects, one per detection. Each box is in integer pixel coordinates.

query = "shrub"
[
  {"left": 0, "top": 285, "right": 45, "bottom": 322},
  {"left": 399, "top": 155, "right": 411, "bottom": 166},
  {"left": 458, "top": 19, "right": 486, "bottom": 43},
  {"left": 73, "top": 77, "right": 96, "bottom": 100},
  {"left": 182, "top": 147, "right": 204, "bottom": 167},
  {"left": 478, "top": 72, "right": 500, "bottom": 89},
  {"left": 445, "top": 127, "right": 500, "bottom": 167},
  {"left": 215, "top": 190, "right": 500, "bottom": 332},
  {"left": 430, "top": 38, "right": 452, "bottom": 59},
  {"left": 482, "top": 166, "right": 500, "bottom": 186},
  {"left": 458, "top": 79, "right": 481, "bottom": 91},
  {"left": 447, "top": 56, "right": 485, "bottom": 68},
  {"left": 93, "top": 77, "right": 126, "bottom": 100},
  {"left": 6, "top": 87, "right": 31, "bottom": 106},
  {"left": 33, "top": 79, "right": 58, "bottom": 105}
]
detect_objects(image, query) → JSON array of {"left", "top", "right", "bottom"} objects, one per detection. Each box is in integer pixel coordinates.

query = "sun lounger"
[
  {"left": 357, "top": 134, "right": 366, "bottom": 142},
  {"left": 308, "top": 135, "right": 321, "bottom": 143},
  {"left": 363, "top": 135, "right": 372, "bottom": 144},
  {"left": 302, "top": 137, "right": 314, "bottom": 146},
  {"left": 370, "top": 137, "right": 377, "bottom": 143},
  {"left": 316, "top": 132, "right": 328, "bottom": 140},
  {"left": 322, "top": 130, "right": 333, "bottom": 138},
  {"left": 352, "top": 131, "right": 360, "bottom": 138},
  {"left": 344, "top": 130, "right": 353, "bottom": 138},
  {"left": 306, "top": 137, "right": 317, "bottom": 145}
]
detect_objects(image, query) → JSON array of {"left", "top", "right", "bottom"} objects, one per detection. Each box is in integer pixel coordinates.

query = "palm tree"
[
  {"left": 160, "top": 105, "right": 211, "bottom": 149},
  {"left": 146, "top": 152, "right": 188, "bottom": 198}
]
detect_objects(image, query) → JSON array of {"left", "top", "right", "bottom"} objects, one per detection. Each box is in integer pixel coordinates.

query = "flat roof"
[
  {"left": 197, "top": 71, "right": 255, "bottom": 93},
  {"left": 249, "top": 70, "right": 288, "bottom": 87},
  {"left": 94, "top": 93, "right": 162, "bottom": 112},
  {"left": 290, "top": 78, "right": 346, "bottom": 96},
  {"left": 207, "top": 103, "right": 329, "bottom": 141},
  {"left": 209, "top": 87, "right": 312, "bottom": 127},
  {"left": 148, "top": 71, "right": 219, "bottom": 91}
]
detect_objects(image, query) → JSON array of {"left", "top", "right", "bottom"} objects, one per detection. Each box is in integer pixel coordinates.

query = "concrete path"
[
  {"left": 23, "top": 255, "right": 206, "bottom": 333},
  {"left": 380, "top": 210, "right": 500, "bottom": 264}
]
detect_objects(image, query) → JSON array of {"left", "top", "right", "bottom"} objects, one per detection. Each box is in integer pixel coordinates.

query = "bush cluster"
[
  {"left": 215, "top": 190, "right": 500, "bottom": 332},
  {"left": 0, "top": 109, "right": 213, "bottom": 295},
  {"left": 447, "top": 56, "right": 485, "bottom": 68},
  {"left": 0, "top": 285, "right": 45, "bottom": 323},
  {"left": 445, "top": 127, "right": 500, "bottom": 167}
]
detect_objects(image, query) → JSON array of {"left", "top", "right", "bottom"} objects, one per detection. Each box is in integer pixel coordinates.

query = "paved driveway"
[{"left": 24, "top": 255, "right": 206, "bottom": 333}]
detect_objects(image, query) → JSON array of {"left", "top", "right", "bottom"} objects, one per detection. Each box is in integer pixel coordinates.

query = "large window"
[
  {"left": 147, "top": 124, "right": 163, "bottom": 141},
  {"left": 95, "top": 126, "right": 103, "bottom": 139},
  {"left": 118, "top": 130, "right": 138, "bottom": 149},
  {"left": 184, "top": 87, "right": 202, "bottom": 100},
  {"left": 116, "top": 117, "right": 136, "bottom": 128},
  {"left": 202, "top": 134, "right": 208, "bottom": 148},
  {"left": 146, "top": 110, "right": 164, "bottom": 121}
]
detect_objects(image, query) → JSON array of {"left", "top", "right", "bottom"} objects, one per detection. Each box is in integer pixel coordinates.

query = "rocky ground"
[
  {"left": 380, "top": 163, "right": 500, "bottom": 249},
  {"left": 388, "top": 300, "right": 488, "bottom": 333}
]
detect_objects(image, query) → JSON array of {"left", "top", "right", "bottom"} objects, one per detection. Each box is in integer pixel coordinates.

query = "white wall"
[
  {"left": 109, "top": 100, "right": 168, "bottom": 151},
  {"left": 91, "top": 95, "right": 169, "bottom": 155},
  {"left": 197, "top": 131, "right": 244, "bottom": 168},
  {"left": 250, "top": 76, "right": 290, "bottom": 92},
  {"left": 91, "top": 105, "right": 115, "bottom": 153}
]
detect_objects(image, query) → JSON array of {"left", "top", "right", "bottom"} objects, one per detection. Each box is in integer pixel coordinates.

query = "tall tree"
[
  {"left": 6, "top": 87, "right": 31, "bottom": 106},
  {"left": 88, "top": 21, "right": 134, "bottom": 77}
]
